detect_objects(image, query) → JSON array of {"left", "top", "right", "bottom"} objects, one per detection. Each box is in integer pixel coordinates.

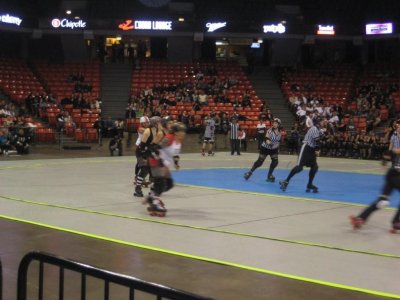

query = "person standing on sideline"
[
  {"left": 244, "top": 118, "right": 282, "bottom": 182},
  {"left": 228, "top": 117, "right": 240, "bottom": 155},
  {"left": 350, "top": 119, "right": 400, "bottom": 232},
  {"left": 279, "top": 117, "right": 327, "bottom": 192},
  {"left": 201, "top": 113, "right": 216, "bottom": 156}
]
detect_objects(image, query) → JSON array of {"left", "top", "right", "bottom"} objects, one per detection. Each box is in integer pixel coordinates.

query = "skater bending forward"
[
  {"left": 244, "top": 118, "right": 282, "bottom": 182},
  {"left": 145, "top": 122, "right": 186, "bottom": 216},
  {"left": 280, "top": 117, "right": 327, "bottom": 192},
  {"left": 350, "top": 119, "right": 400, "bottom": 232}
]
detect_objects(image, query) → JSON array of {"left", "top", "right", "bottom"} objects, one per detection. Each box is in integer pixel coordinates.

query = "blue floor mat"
[{"left": 173, "top": 168, "right": 399, "bottom": 207}]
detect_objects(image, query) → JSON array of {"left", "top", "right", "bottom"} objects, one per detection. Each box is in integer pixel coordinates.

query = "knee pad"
[
  {"left": 163, "top": 178, "right": 174, "bottom": 192},
  {"left": 138, "top": 166, "right": 149, "bottom": 178},
  {"left": 270, "top": 157, "right": 278, "bottom": 168},
  {"left": 310, "top": 164, "right": 319, "bottom": 173},
  {"left": 152, "top": 177, "right": 165, "bottom": 195}
]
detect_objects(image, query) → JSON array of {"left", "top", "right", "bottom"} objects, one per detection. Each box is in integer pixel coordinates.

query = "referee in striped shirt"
[
  {"left": 244, "top": 118, "right": 282, "bottom": 182},
  {"left": 228, "top": 117, "right": 240, "bottom": 155},
  {"left": 280, "top": 116, "right": 327, "bottom": 192},
  {"left": 351, "top": 119, "right": 400, "bottom": 231}
]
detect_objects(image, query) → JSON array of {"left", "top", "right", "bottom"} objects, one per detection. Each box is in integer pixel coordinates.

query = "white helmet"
[
  {"left": 273, "top": 118, "right": 281, "bottom": 125},
  {"left": 140, "top": 116, "right": 149, "bottom": 124}
]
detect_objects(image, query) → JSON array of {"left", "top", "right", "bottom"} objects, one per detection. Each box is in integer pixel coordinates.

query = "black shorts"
[
  {"left": 260, "top": 147, "right": 279, "bottom": 157},
  {"left": 298, "top": 144, "right": 317, "bottom": 167},
  {"left": 203, "top": 137, "right": 214, "bottom": 143}
]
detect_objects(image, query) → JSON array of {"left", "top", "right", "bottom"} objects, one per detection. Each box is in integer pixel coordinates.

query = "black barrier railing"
[{"left": 17, "top": 251, "right": 212, "bottom": 300}]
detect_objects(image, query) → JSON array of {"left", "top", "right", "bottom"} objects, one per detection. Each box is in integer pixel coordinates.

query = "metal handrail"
[{"left": 17, "top": 251, "right": 212, "bottom": 300}]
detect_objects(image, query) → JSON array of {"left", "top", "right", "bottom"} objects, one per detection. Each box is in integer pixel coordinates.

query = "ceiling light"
[
  {"left": 66, "top": 10, "right": 72, "bottom": 15},
  {"left": 178, "top": 17, "right": 184, "bottom": 22}
]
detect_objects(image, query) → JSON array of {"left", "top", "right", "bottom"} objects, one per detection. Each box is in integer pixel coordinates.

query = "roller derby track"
[{"left": 1, "top": 153, "right": 400, "bottom": 299}]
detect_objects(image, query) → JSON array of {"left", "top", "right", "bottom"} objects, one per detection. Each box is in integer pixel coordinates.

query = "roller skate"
[
  {"left": 306, "top": 184, "right": 318, "bottom": 193},
  {"left": 349, "top": 215, "right": 365, "bottom": 229},
  {"left": 146, "top": 196, "right": 167, "bottom": 217},
  {"left": 390, "top": 222, "right": 400, "bottom": 234},
  {"left": 266, "top": 175, "right": 275, "bottom": 183},
  {"left": 208, "top": 151, "right": 215, "bottom": 156},
  {"left": 201, "top": 150, "right": 205, "bottom": 156},
  {"left": 133, "top": 186, "right": 144, "bottom": 197},
  {"left": 279, "top": 180, "right": 288, "bottom": 191},
  {"left": 244, "top": 171, "right": 252, "bottom": 180}
]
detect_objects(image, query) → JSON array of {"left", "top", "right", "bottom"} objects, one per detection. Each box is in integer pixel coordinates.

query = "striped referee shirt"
[
  {"left": 303, "top": 126, "right": 324, "bottom": 148},
  {"left": 261, "top": 128, "right": 281, "bottom": 150},
  {"left": 390, "top": 132, "right": 400, "bottom": 168},
  {"left": 229, "top": 122, "right": 239, "bottom": 139}
]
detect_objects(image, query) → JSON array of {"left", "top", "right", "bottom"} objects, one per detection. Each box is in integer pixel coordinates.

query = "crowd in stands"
[
  {"left": 3, "top": 59, "right": 400, "bottom": 161},
  {"left": 280, "top": 64, "right": 400, "bottom": 160},
  {"left": 125, "top": 67, "right": 259, "bottom": 133}
]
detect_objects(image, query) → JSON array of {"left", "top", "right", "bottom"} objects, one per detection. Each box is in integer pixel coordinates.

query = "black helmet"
[
  {"left": 171, "top": 122, "right": 186, "bottom": 133},
  {"left": 161, "top": 115, "right": 173, "bottom": 127}
]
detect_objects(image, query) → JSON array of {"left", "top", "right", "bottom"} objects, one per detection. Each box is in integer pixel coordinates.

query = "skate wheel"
[
  {"left": 390, "top": 228, "right": 398, "bottom": 234},
  {"left": 306, "top": 189, "right": 310, "bottom": 193}
]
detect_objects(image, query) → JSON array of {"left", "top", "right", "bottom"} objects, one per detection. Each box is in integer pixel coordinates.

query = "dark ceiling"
[{"left": 1, "top": 0, "right": 400, "bottom": 25}]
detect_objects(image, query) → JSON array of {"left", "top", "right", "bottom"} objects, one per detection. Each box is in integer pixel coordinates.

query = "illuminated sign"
[
  {"left": 118, "top": 20, "right": 172, "bottom": 30},
  {"left": 0, "top": 13, "right": 22, "bottom": 26},
  {"left": 263, "top": 23, "right": 286, "bottom": 34},
  {"left": 51, "top": 18, "right": 86, "bottom": 29},
  {"left": 366, "top": 23, "right": 393, "bottom": 35},
  {"left": 317, "top": 25, "right": 335, "bottom": 35},
  {"left": 119, "top": 20, "right": 134, "bottom": 31},
  {"left": 135, "top": 20, "right": 172, "bottom": 30},
  {"left": 206, "top": 22, "right": 226, "bottom": 32}
]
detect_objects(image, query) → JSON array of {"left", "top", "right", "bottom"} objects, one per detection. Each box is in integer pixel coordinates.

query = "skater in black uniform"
[
  {"left": 350, "top": 119, "right": 400, "bottom": 232},
  {"left": 280, "top": 117, "right": 327, "bottom": 192},
  {"left": 244, "top": 118, "right": 282, "bottom": 182},
  {"left": 134, "top": 116, "right": 162, "bottom": 197}
]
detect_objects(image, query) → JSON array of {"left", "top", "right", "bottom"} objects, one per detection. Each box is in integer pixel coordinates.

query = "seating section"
[
  {"left": 131, "top": 61, "right": 264, "bottom": 137},
  {"left": 0, "top": 58, "right": 44, "bottom": 103},
  {"left": 34, "top": 61, "right": 100, "bottom": 102},
  {"left": 281, "top": 65, "right": 356, "bottom": 107}
]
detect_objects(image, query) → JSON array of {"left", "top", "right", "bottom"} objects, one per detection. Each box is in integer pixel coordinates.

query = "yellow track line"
[
  {"left": 0, "top": 214, "right": 399, "bottom": 299},
  {"left": 0, "top": 194, "right": 399, "bottom": 260}
]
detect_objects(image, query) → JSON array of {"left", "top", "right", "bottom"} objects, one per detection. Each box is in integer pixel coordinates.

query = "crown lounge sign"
[{"left": 51, "top": 18, "right": 86, "bottom": 29}]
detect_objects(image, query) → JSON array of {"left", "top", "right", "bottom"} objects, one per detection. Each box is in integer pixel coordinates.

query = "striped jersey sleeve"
[
  {"left": 303, "top": 126, "right": 324, "bottom": 148},
  {"left": 262, "top": 128, "right": 282, "bottom": 149}
]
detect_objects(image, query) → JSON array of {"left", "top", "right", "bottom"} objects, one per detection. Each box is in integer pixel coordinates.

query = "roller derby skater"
[
  {"left": 350, "top": 119, "right": 400, "bottom": 233},
  {"left": 279, "top": 116, "right": 327, "bottom": 192},
  {"left": 201, "top": 113, "right": 216, "bottom": 157},
  {"left": 244, "top": 118, "right": 282, "bottom": 182},
  {"left": 134, "top": 116, "right": 162, "bottom": 198},
  {"left": 145, "top": 121, "right": 186, "bottom": 217}
]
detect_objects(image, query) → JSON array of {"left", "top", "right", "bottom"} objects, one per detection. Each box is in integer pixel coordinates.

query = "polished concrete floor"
[{"left": 0, "top": 139, "right": 399, "bottom": 299}]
